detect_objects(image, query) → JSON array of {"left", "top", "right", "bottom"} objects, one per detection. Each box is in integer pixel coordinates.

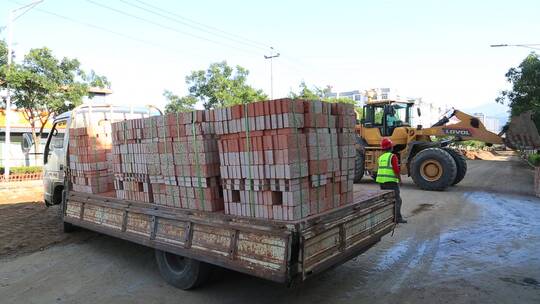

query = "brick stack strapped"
[
  {"left": 214, "top": 99, "right": 356, "bottom": 220},
  {"left": 111, "top": 117, "right": 155, "bottom": 203},
  {"left": 69, "top": 99, "right": 356, "bottom": 220},
  {"left": 68, "top": 124, "right": 114, "bottom": 195},
  {"left": 111, "top": 111, "right": 223, "bottom": 211}
]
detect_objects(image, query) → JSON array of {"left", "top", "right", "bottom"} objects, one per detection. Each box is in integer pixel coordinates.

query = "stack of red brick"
[
  {"left": 68, "top": 124, "right": 114, "bottom": 195},
  {"left": 215, "top": 99, "right": 356, "bottom": 220},
  {"left": 111, "top": 117, "right": 156, "bottom": 203},
  {"left": 111, "top": 111, "right": 223, "bottom": 211}
]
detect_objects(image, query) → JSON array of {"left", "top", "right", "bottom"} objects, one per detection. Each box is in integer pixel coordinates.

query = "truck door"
[{"left": 43, "top": 119, "right": 68, "bottom": 206}]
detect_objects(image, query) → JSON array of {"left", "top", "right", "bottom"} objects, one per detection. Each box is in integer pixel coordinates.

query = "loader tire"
[
  {"left": 442, "top": 148, "right": 467, "bottom": 185},
  {"left": 155, "top": 250, "right": 211, "bottom": 290},
  {"left": 353, "top": 149, "right": 365, "bottom": 183},
  {"left": 410, "top": 148, "right": 457, "bottom": 191}
]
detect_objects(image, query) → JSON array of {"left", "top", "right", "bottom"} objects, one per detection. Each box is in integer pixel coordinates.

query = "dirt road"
[{"left": 1, "top": 158, "right": 539, "bottom": 303}]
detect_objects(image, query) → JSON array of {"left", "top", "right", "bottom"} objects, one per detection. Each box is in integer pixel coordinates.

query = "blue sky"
[{"left": 1, "top": 0, "right": 539, "bottom": 113}]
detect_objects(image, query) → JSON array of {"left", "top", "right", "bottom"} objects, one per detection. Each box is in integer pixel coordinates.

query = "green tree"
[
  {"left": 289, "top": 82, "right": 361, "bottom": 118},
  {"left": 2, "top": 47, "right": 108, "bottom": 154},
  {"left": 185, "top": 61, "right": 266, "bottom": 109},
  {"left": 86, "top": 69, "right": 111, "bottom": 88},
  {"left": 289, "top": 81, "right": 324, "bottom": 99},
  {"left": 0, "top": 40, "right": 7, "bottom": 69},
  {"left": 497, "top": 52, "right": 540, "bottom": 129},
  {"left": 289, "top": 81, "right": 357, "bottom": 104},
  {"left": 163, "top": 90, "right": 197, "bottom": 113},
  {"left": 0, "top": 40, "right": 7, "bottom": 94}
]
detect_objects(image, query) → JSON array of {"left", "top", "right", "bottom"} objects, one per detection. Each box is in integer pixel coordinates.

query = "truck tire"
[
  {"left": 442, "top": 148, "right": 467, "bottom": 185},
  {"left": 155, "top": 250, "right": 211, "bottom": 290},
  {"left": 353, "top": 149, "right": 365, "bottom": 183},
  {"left": 410, "top": 148, "right": 457, "bottom": 191}
]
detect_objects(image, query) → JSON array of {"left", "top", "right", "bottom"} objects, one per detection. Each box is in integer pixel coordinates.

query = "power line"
[
  {"left": 121, "top": 0, "right": 320, "bottom": 77},
  {"left": 6, "top": 0, "right": 318, "bottom": 97},
  {"left": 84, "top": 0, "right": 263, "bottom": 57},
  {"left": 117, "top": 0, "right": 325, "bottom": 79},
  {"left": 114, "top": 0, "right": 319, "bottom": 92},
  {"left": 132, "top": 0, "right": 270, "bottom": 50},
  {"left": 5, "top": 0, "right": 310, "bottom": 77},
  {"left": 119, "top": 0, "right": 270, "bottom": 52},
  {"left": 6, "top": 0, "right": 201, "bottom": 58},
  {"left": 11, "top": 0, "right": 43, "bottom": 22}
]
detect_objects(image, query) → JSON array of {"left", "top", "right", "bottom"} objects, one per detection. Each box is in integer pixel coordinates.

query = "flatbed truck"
[{"left": 44, "top": 104, "right": 397, "bottom": 289}]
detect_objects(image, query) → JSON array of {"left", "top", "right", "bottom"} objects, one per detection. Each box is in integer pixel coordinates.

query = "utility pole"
[
  {"left": 264, "top": 47, "right": 280, "bottom": 100},
  {"left": 3, "top": 0, "right": 43, "bottom": 180}
]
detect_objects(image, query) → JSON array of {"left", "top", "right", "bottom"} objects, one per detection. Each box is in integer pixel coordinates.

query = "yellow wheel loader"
[{"left": 354, "top": 99, "right": 504, "bottom": 190}]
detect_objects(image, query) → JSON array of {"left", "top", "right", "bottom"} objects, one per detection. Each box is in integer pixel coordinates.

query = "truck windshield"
[{"left": 392, "top": 104, "right": 411, "bottom": 125}]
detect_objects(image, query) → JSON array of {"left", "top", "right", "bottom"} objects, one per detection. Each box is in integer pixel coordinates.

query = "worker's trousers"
[{"left": 379, "top": 182, "right": 403, "bottom": 221}]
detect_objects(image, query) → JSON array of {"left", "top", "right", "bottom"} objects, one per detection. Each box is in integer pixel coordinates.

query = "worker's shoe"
[{"left": 396, "top": 218, "right": 408, "bottom": 224}]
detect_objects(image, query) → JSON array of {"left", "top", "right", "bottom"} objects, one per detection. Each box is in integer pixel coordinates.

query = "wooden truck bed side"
[{"left": 63, "top": 190, "right": 395, "bottom": 284}]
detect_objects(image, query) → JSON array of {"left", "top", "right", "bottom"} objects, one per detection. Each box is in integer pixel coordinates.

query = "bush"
[
  {"left": 461, "top": 140, "right": 486, "bottom": 149},
  {"left": 0, "top": 166, "right": 43, "bottom": 175},
  {"left": 528, "top": 153, "right": 540, "bottom": 167}
]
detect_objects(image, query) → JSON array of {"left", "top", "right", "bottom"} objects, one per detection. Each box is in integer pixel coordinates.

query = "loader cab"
[
  {"left": 43, "top": 104, "right": 161, "bottom": 206},
  {"left": 362, "top": 100, "right": 413, "bottom": 137}
]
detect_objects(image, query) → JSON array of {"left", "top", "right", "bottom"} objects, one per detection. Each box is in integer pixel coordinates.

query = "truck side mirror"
[{"left": 417, "top": 108, "right": 422, "bottom": 117}]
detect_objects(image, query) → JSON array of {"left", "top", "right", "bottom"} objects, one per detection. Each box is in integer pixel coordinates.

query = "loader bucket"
[{"left": 502, "top": 111, "right": 540, "bottom": 150}]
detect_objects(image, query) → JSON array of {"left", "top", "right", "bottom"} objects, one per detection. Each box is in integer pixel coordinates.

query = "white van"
[{"left": 43, "top": 103, "right": 161, "bottom": 206}]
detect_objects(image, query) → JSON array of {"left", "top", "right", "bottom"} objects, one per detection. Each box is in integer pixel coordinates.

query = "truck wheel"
[
  {"left": 410, "top": 148, "right": 457, "bottom": 191},
  {"left": 353, "top": 149, "right": 365, "bottom": 183},
  {"left": 155, "top": 250, "right": 211, "bottom": 290},
  {"left": 442, "top": 148, "right": 467, "bottom": 185}
]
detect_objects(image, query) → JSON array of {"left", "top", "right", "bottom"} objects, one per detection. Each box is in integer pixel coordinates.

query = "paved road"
[{"left": 1, "top": 158, "right": 539, "bottom": 303}]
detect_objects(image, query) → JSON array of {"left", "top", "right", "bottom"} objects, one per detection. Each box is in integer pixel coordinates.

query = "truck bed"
[{"left": 63, "top": 190, "right": 395, "bottom": 284}]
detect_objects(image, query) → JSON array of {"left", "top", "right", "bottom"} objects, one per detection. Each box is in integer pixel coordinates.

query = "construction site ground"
[{"left": 1, "top": 152, "right": 539, "bottom": 303}]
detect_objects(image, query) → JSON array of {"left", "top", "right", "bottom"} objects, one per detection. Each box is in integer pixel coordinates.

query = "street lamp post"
[
  {"left": 490, "top": 44, "right": 540, "bottom": 51},
  {"left": 3, "top": 0, "right": 43, "bottom": 180}
]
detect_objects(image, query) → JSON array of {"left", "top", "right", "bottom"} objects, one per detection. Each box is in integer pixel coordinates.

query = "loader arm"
[{"left": 418, "top": 110, "right": 503, "bottom": 144}]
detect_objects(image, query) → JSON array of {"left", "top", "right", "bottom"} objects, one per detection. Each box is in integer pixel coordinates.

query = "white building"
[
  {"left": 473, "top": 113, "right": 501, "bottom": 133},
  {"left": 413, "top": 98, "right": 447, "bottom": 128}
]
